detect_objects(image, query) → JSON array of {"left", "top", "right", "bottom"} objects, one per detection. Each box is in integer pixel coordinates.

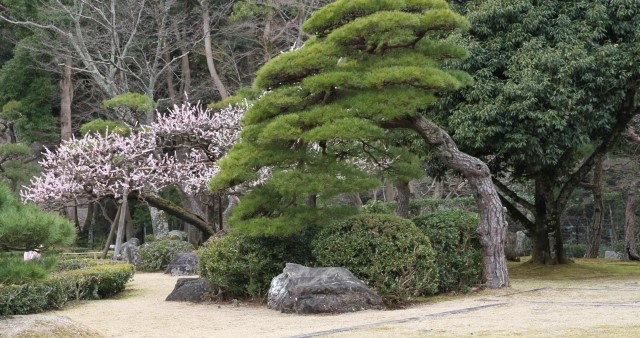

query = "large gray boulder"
[
  {"left": 164, "top": 252, "right": 198, "bottom": 276},
  {"left": 267, "top": 263, "right": 384, "bottom": 314},
  {"left": 165, "top": 278, "right": 214, "bottom": 302}
]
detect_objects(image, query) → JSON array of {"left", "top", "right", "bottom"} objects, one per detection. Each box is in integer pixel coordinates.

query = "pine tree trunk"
[
  {"left": 222, "top": 195, "right": 240, "bottom": 226},
  {"left": 624, "top": 191, "right": 638, "bottom": 260},
  {"left": 584, "top": 158, "right": 605, "bottom": 258},
  {"left": 384, "top": 114, "right": 509, "bottom": 288},
  {"left": 394, "top": 181, "right": 411, "bottom": 218}
]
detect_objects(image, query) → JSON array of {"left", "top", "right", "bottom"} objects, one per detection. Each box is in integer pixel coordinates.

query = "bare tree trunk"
[
  {"left": 113, "top": 193, "right": 128, "bottom": 259},
  {"left": 60, "top": 56, "right": 73, "bottom": 141},
  {"left": 175, "top": 29, "right": 191, "bottom": 101},
  {"left": 201, "top": 5, "right": 228, "bottom": 99},
  {"left": 394, "top": 181, "right": 411, "bottom": 218},
  {"left": 584, "top": 158, "right": 605, "bottom": 258},
  {"left": 163, "top": 52, "right": 177, "bottom": 104},
  {"left": 624, "top": 190, "right": 639, "bottom": 260},
  {"left": 383, "top": 114, "right": 509, "bottom": 288}
]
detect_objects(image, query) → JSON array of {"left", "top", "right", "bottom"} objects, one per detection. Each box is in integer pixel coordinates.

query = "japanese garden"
[{"left": 0, "top": 0, "right": 639, "bottom": 336}]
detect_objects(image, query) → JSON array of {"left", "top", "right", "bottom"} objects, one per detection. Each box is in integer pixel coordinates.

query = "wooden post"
[{"left": 101, "top": 205, "right": 122, "bottom": 259}]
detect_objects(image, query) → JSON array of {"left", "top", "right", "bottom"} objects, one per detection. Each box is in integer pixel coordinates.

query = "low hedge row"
[{"left": 0, "top": 261, "right": 134, "bottom": 315}]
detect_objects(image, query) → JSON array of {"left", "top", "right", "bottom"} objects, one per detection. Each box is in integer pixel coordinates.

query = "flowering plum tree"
[{"left": 22, "top": 102, "right": 245, "bottom": 243}]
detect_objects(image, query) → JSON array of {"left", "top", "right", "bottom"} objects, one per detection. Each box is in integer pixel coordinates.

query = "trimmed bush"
[
  {"left": 197, "top": 230, "right": 315, "bottom": 300},
  {"left": 564, "top": 243, "right": 587, "bottom": 259},
  {"left": 56, "top": 257, "right": 125, "bottom": 272},
  {"left": 137, "top": 239, "right": 194, "bottom": 272},
  {"left": 0, "top": 262, "right": 134, "bottom": 315},
  {"left": 413, "top": 209, "right": 483, "bottom": 293},
  {"left": 312, "top": 214, "right": 438, "bottom": 306},
  {"left": 57, "top": 263, "right": 135, "bottom": 299}
]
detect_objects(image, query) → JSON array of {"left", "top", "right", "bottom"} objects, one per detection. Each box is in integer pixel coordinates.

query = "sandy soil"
[{"left": 4, "top": 272, "right": 640, "bottom": 338}]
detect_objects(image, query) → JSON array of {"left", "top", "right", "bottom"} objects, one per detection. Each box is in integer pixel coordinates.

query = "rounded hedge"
[
  {"left": 312, "top": 214, "right": 438, "bottom": 306},
  {"left": 197, "top": 230, "right": 315, "bottom": 300},
  {"left": 413, "top": 209, "right": 483, "bottom": 293},
  {"left": 137, "top": 239, "right": 194, "bottom": 272}
]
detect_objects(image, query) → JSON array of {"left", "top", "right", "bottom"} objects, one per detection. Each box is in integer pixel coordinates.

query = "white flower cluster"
[
  {"left": 21, "top": 103, "right": 245, "bottom": 204},
  {"left": 152, "top": 102, "right": 244, "bottom": 160}
]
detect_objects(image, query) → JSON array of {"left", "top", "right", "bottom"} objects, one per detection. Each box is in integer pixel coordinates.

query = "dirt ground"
[{"left": 3, "top": 271, "right": 640, "bottom": 338}]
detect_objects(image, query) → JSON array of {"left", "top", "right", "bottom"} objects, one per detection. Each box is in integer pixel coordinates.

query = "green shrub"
[
  {"left": 312, "top": 214, "right": 438, "bottom": 306},
  {"left": 0, "top": 262, "right": 134, "bottom": 315},
  {"left": 0, "top": 279, "right": 69, "bottom": 315},
  {"left": 564, "top": 243, "right": 587, "bottom": 259},
  {"left": 197, "top": 230, "right": 315, "bottom": 300},
  {"left": 137, "top": 239, "right": 194, "bottom": 271},
  {"left": 0, "top": 255, "right": 58, "bottom": 285},
  {"left": 413, "top": 209, "right": 483, "bottom": 293},
  {"left": 55, "top": 257, "right": 124, "bottom": 272},
  {"left": 57, "top": 263, "right": 135, "bottom": 299}
]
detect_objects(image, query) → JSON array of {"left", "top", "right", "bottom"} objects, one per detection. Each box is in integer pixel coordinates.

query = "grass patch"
[{"left": 509, "top": 257, "right": 640, "bottom": 280}]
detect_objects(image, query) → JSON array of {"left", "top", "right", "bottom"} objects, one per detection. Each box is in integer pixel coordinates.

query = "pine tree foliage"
[
  {"left": 211, "top": 0, "right": 473, "bottom": 234},
  {"left": 0, "top": 183, "right": 75, "bottom": 252}
]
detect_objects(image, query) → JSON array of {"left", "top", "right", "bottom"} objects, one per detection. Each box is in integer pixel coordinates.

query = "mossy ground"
[{"left": 508, "top": 257, "right": 640, "bottom": 281}]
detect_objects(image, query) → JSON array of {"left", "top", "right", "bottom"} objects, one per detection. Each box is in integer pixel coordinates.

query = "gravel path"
[{"left": 3, "top": 272, "right": 640, "bottom": 337}]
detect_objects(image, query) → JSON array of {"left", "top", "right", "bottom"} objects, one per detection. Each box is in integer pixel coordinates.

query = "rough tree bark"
[
  {"left": 394, "top": 181, "right": 411, "bottom": 218},
  {"left": 383, "top": 114, "right": 509, "bottom": 288},
  {"left": 59, "top": 56, "right": 73, "bottom": 142},
  {"left": 584, "top": 157, "right": 605, "bottom": 258}
]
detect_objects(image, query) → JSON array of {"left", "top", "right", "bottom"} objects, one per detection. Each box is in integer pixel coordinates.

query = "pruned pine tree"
[
  {"left": 212, "top": 0, "right": 509, "bottom": 288},
  {"left": 0, "top": 183, "right": 75, "bottom": 252}
]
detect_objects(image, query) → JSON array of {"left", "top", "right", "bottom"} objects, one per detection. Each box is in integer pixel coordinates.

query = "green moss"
[{"left": 509, "top": 258, "right": 640, "bottom": 281}]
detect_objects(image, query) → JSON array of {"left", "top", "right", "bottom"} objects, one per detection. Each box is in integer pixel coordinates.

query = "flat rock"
[{"left": 267, "top": 263, "right": 384, "bottom": 314}]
